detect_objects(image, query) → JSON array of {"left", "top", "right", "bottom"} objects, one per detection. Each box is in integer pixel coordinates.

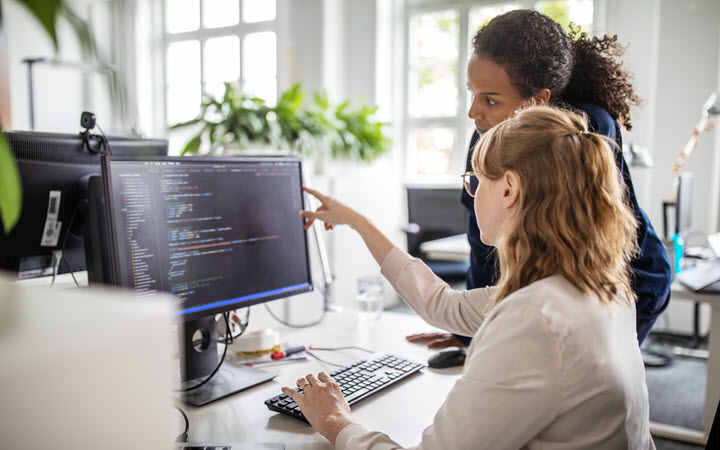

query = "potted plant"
[{"left": 171, "top": 82, "right": 392, "bottom": 164}]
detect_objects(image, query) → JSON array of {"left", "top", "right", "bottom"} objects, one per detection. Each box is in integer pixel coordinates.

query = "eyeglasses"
[{"left": 461, "top": 171, "right": 478, "bottom": 198}]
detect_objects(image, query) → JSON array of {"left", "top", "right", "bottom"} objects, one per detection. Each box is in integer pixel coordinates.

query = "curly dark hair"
[{"left": 472, "top": 10, "right": 641, "bottom": 129}]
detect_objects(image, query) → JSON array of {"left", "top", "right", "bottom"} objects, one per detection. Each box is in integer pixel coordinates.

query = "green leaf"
[
  {"left": 16, "top": 0, "right": 63, "bottom": 50},
  {"left": 170, "top": 117, "right": 202, "bottom": 129},
  {"left": 180, "top": 135, "right": 202, "bottom": 156},
  {"left": 0, "top": 131, "right": 22, "bottom": 234},
  {"left": 59, "top": 4, "right": 98, "bottom": 60}
]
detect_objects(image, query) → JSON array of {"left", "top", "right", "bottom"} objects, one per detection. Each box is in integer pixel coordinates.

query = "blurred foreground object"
[{"left": 0, "top": 276, "right": 174, "bottom": 450}]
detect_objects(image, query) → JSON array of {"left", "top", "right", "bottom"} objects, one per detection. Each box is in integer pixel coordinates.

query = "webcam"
[
  {"left": 79, "top": 111, "right": 108, "bottom": 154},
  {"left": 80, "top": 111, "right": 96, "bottom": 130}
]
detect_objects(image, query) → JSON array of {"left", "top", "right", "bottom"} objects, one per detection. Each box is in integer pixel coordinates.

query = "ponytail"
[{"left": 562, "top": 26, "right": 641, "bottom": 130}]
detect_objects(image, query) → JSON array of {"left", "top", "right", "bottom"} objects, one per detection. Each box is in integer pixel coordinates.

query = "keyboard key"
[{"left": 345, "top": 388, "right": 370, "bottom": 402}]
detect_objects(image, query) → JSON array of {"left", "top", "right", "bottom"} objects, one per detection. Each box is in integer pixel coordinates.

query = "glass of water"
[{"left": 357, "top": 275, "right": 384, "bottom": 320}]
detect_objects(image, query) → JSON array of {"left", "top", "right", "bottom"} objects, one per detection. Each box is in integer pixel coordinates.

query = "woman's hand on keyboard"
[{"left": 282, "top": 372, "right": 357, "bottom": 445}]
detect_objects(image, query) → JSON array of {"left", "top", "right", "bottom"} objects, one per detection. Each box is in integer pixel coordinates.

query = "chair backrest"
[{"left": 406, "top": 187, "right": 467, "bottom": 257}]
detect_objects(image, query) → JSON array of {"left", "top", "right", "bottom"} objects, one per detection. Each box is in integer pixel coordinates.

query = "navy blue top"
[{"left": 460, "top": 101, "right": 672, "bottom": 341}]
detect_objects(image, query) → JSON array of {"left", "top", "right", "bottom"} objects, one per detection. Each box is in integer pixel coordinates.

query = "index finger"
[
  {"left": 302, "top": 186, "right": 328, "bottom": 202},
  {"left": 281, "top": 386, "right": 305, "bottom": 405}
]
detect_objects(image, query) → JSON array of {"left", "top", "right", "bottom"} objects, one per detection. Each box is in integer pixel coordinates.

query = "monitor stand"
[{"left": 178, "top": 317, "right": 277, "bottom": 407}]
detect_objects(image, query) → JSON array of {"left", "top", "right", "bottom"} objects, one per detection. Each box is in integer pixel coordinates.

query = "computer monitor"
[
  {"left": 676, "top": 173, "right": 694, "bottom": 235},
  {"left": 101, "top": 155, "right": 313, "bottom": 405},
  {"left": 0, "top": 131, "right": 168, "bottom": 279}
]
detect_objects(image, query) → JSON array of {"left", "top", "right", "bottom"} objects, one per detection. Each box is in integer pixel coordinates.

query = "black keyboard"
[{"left": 264, "top": 354, "right": 424, "bottom": 422}]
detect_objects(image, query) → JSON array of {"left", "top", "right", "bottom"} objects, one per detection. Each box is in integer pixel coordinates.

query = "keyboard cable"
[
  {"left": 174, "top": 404, "right": 189, "bottom": 443},
  {"left": 305, "top": 346, "right": 375, "bottom": 368}
]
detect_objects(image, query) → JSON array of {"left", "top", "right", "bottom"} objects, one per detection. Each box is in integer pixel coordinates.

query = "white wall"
[
  {"left": 605, "top": 0, "right": 720, "bottom": 237},
  {"left": 280, "top": 0, "right": 406, "bottom": 311},
  {"left": 4, "top": 0, "right": 122, "bottom": 133}
]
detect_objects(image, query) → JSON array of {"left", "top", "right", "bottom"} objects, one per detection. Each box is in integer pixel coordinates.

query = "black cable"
[
  {"left": 178, "top": 312, "right": 230, "bottom": 392},
  {"left": 264, "top": 302, "right": 326, "bottom": 328},
  {"left": 191, "top": 308, "right": 249, "bottom": 347},
  {"left": 218, "top": 308, "right": 250, "bottom": 345},
  {"left": 95, "top": 123, "right": 112, "bottom": 155},
  {"left": 61, "top": 255, "right": 80, "bottom": 287},
  {"left": 173, "top": 404, "right": 189, "bottom": 443},
  {"left": 50, "top": 201, "right": 83, "bottom": 287}
]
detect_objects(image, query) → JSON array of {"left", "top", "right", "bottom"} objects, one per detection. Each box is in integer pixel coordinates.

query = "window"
[
  {"left": 402, "top": 0, "right": 594, "bottom": 182},
  {"left": 163, "top": 0, "right": 277, "bottom": 131}
]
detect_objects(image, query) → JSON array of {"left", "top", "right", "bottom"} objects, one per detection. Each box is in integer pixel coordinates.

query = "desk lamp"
[{"left": 669, "top": 92, "right": 720, "bottom": 272}]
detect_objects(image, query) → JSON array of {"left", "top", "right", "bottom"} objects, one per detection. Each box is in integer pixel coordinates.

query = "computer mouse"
[{"left": 427, "top": 347, "right": 466, "bottom": 369}]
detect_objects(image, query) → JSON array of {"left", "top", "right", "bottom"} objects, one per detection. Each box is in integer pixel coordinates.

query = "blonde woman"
[{"left": 284, "top": 106, "right": 653, "bottom": 449}]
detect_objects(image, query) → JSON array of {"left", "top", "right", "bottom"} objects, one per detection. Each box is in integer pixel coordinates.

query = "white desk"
[
  {"left": 649, "top": 284, "right": 720, "bottom": 445},
  {"left": 184, "top": 308, "right": 459, "bottom": 448},
  {"left": 419, "top": 234, "right": 470, "bottom": 262}
]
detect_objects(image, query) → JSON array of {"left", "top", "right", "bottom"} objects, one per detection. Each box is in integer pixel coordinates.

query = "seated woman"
[{"left": 283, "top": 106, "right": 653, "bottom": 449}]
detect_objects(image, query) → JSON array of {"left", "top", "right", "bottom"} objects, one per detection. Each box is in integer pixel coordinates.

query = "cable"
[
  {"left": 311, "top": 346, "right": 374, "bottom": 353},
  {"left": 50, "top": 250, "right": 62, "bottom": 287},
  {"left": 264, "top": 302, "right": 326, "bottom": 328},
  {"left": 61, "top": 255, "right": 80, "bottom": 287},
  {"left": 177, "top": 312, "right": 230, "bottom": 393},
  {"left": 218, "top": 308, "right": 250, "bottom": 345},
  {"left": 305, "top": 350, "right": 344, "bottom": 368},
  {"left": 95, "top": 123, "right": 112, "bottom": 155},
  {"left": 173, "top": 404, "right": 189, "bottom": 443},
  {"left": 50, "top": 201, "right": 83, "bottom": 288},
  {"left": 303, "top": 346, "right": 376, "bottom": 368}
]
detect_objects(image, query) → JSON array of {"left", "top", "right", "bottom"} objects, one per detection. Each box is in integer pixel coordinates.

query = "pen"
[{"left": 271, "top": 345, "right": 312, "bottom": 360}]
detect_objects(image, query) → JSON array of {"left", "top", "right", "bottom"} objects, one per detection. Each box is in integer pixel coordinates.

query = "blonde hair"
[{"left": 472, "top": 105, "right": 638, "bottom": 305}]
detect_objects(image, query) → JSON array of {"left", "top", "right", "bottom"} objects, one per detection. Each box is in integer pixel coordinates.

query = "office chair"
[{"left": 404, "top": 187, "right": 469, "bottom": 281}]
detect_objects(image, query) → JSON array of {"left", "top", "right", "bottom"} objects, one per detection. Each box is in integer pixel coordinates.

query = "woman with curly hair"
[
  {"left": 287, "top": 106, "right": 653, "bottom": 448},
  {"left": 409, "top": 9, "right": 672, "bottom": 350}
]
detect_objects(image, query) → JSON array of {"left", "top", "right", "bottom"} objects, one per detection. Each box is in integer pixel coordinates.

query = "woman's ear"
[
  {"left": 532, "top": 88, "right": 551, "bottom": 105},
  {"left": 502, "top": 171, "right": 521, "bottom": 209}
]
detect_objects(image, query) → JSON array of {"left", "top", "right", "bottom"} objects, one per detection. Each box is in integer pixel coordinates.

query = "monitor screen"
[
  {"left": 0, "top": 131, "right": 167, "bottom": 278},
  {"left": 102, "top": 156, "right": 313, "bottom": 322}
]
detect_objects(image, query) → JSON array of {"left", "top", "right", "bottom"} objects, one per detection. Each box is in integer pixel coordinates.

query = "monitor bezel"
[{"left": 101, "top": 155, "right": 314, "bottom": 321}]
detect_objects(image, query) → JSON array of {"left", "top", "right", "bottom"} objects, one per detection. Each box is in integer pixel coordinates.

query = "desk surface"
[
  {"left": 184, "top": 308, "right": 459, "bottom": 449},
  {"left": 418, "top": 234, "right": 469, "bottom": 262}
]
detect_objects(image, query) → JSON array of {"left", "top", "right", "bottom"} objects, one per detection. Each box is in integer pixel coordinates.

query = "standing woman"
[
  {"left": 290, "top": 106, "right": 653, "bottom": 448},
  {"left": 410, "top": 9, "right": 672, "bottom": 349}
]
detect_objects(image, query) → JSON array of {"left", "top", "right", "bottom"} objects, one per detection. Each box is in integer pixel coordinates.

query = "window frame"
[{"left": 161, "top": 0, "right": 278, "bottom": 131}]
